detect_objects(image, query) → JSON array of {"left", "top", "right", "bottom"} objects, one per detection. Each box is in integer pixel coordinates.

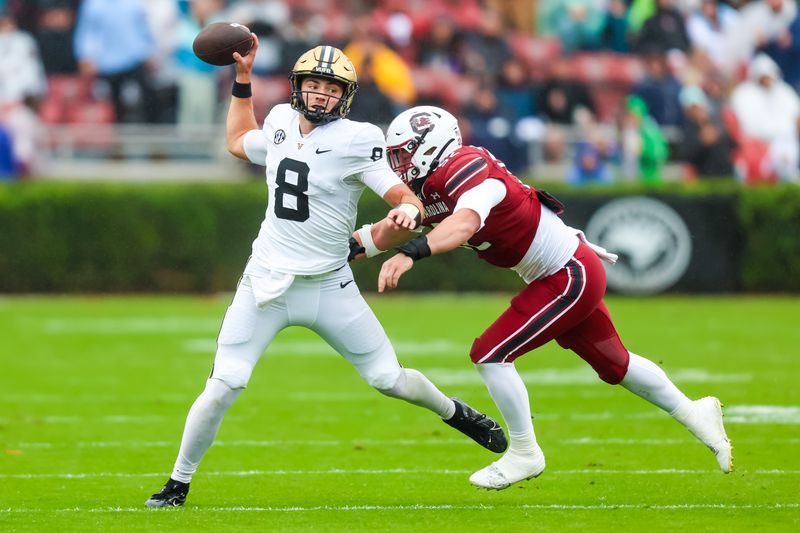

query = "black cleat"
[
  {"left": 444, "top": 398, "right": 508, "bottom": 453},
  {"left": 145, "top": 478, "right": 190, "bottom": 507}
]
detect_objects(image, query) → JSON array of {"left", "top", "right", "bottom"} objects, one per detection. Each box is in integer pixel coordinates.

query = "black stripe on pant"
[{"left": 484, "top": 260, "right": 584, "bottom": 364}]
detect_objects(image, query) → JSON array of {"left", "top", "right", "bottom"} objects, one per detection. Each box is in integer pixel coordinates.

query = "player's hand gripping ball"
[{"left": 192, "top": 22, "right": 254, "bottom": 66}]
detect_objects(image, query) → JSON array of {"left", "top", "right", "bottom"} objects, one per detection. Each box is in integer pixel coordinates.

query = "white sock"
[
  {"left": 171, "top": 378, "right": 242, "bottom": 483},
  {"left": 379, "top": 368, "right": 455, "bottom": 419},
  {"left": 620, "top": 352, "right": 690, "bottom": 414},
  {"left": 670, "top": 400, "right": 696, "bottom": 425},
  {"left": 477, "top": 362, "right": 539, "bottom": 455}
]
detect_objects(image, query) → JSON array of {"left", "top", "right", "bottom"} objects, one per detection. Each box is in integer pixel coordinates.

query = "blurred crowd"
[{"left": 1, "top": 0, "right": 800, "bottom": 185}]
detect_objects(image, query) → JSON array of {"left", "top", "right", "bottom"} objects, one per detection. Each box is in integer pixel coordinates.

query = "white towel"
[
  {"left": 248, "top": 270, "right": 295, "bottom": 309},
  {"left": 572, "top": 228, "right": 619, "bottom": 264}
]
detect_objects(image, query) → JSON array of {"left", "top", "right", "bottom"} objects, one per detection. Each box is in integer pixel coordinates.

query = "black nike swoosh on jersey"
[
  {"left": 316, "top": 148, "right": 332, "bottom": 154},
  {"left": 339, "top": 280, "right": 354, "bottom": 289}
]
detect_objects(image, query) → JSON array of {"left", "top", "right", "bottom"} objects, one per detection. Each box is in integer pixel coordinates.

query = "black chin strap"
[
  {"left": 292, "top": 87, "right": 343, "bottom": 124},
  {"left": 408, "top": 135, "right": 457, "bottom": 194},
  {"left": 408, "top": 176, "right": 426, "bottom": 195},
  {"left": 302, "top": 100, "right": 341, "bottom": 124},
  {"left": 429, "top": 139, "right": 456, "bottom": 171}
]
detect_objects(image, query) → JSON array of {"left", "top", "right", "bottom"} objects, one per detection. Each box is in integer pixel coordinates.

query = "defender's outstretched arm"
[
  {"left": 349, "top": 183, "right": 424, "bottom": 261},
  {"left": 377, "top": 209, "right": 481, "bottom": 292}
]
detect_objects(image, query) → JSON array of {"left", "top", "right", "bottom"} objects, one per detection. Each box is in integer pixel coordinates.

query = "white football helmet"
[{"left": 386, "top": 106, "right": 462, "bottom": 186}]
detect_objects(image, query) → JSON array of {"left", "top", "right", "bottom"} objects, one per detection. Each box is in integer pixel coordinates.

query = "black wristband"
[
  {"left": 396, "top": 235, "right": 431, "bottom": 262},
  {"left": 347, "top": 237, "right": 365, "bottom": 262},
  {"left": 232, "top": 81, "right": 252, "bottom": 98}
]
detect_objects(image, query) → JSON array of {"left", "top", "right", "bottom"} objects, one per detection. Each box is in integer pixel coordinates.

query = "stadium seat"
[
  {"left": 39, "top": 98, "right": 66, "bottom": 124},
  {"left": 41, "top": 75, "right": 94, "bottom": 124},
  {"left": 251, "top": 76, "right": 291, "bottom": 123},
  {"left": 68, "top": 102, "right": 116, "bottom": 150},
  {"left": 571, "top": 53, "right": 609, "bottom": 84},
  {"left": 508, "top": 34, "right": 561, "bottom": 80},
  {"left": 412, "top": 67, "right": 440, "bottom": 97},
  {"left": 440, "top": 72, "right": 479, "bottom": 108},
  {"left": 40, "top": 75, "right": 115, "bottom": 125},
  {"left": 412, "top": 67, "right": 474, "bottom": 108},
  {"left": 321, "top": 10, "right": 350, "bottom": 42},
  {"left": 590, "top": 87, "right": 627, "bottom": 123},
  {"left": 67, "top": 101, "right": 114, "bottom": 125},
  {"left": 570, "top": 53, "right": 644, "bottom": 86},
  {"left": 47, "top": 75, "right": 93, "bottom": 103},
  {"left": 720, "top": 107, "right": 776, "bottom": 184},
  {"left": 606, "top": 54, "right": 645, "bottom": 85}
]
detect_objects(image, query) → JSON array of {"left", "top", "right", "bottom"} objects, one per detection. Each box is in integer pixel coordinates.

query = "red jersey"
[{"left": 419, "top": 146, "right": 542, "bottom": 268}]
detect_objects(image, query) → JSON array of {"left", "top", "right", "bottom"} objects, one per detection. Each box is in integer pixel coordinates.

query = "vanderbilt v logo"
[{"left": 297, "top": 143, "right": 304, "bottom": 150}]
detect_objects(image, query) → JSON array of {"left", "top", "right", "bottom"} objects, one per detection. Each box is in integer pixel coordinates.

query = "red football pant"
[{"left": 470, "top": 241, "right": 630, "bottom": 384}]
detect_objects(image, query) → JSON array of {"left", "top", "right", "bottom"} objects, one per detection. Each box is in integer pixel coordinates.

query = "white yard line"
[
  {"left": 0, "top": 389, "right": 617, "bottom": 403},
  {"left": 3, "top": 404, "right": 797, "bottom": 425},
  {"left": 2, "top": 468, "right": 799, "bottom": 479},
  {"left": 425, "top": 367, "right": 752, "bottom": 386},
  {"left": 42, "top": 318, "right": 221, "bottom": 334},
  {"left": 0, "top": 393, "right": 191, "bottom": 403},
  {"left": 725, "top": 405, "right": 800, "bottom": 424},
  {"left": 181, "top": 339, "right": 461, "bottom": 355},
  {"left": 0, "top": 392, "right": 377, "bottom": 403},
  {"left": 0, "top": 503, "right": 798, "bottom": 513},
  {"left": 0, "top": 415, "right": 178, "bottom": 424},
  {"left": 10, "top": 436, "right": 800, "bottom": 449},
  {"left": 11, "top": 438, "right": 462, "bottom": 449}
]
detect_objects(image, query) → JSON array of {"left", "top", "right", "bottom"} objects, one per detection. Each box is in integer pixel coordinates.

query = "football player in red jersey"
[{"left": 358, "top": 105, "right": 732, "bottom": 490}]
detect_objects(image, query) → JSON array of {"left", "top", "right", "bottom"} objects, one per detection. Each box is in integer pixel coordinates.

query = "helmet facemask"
[
  {"left": 291, "top": 76, "right": 349, "bottom": 124},
  {"left": 387, "top": 128, "right": 433, "bottom": 185}
]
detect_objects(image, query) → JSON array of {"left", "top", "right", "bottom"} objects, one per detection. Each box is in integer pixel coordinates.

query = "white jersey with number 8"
[{"left": 242, "top": 103, "right": 401, "bottom": 275}]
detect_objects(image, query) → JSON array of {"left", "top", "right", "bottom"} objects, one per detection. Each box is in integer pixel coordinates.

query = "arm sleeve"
[
  {"left": 454, "top": 178, "right": 507, "bottom": 229},
  {"left": 243, "top": 128, "right": 268, "bottom": 166},
  {"left": 360, "top": 165, "right": 403, "bottom": 198},
  {"left": 345, "top": 123, "right": 401, "bottom": 196}
]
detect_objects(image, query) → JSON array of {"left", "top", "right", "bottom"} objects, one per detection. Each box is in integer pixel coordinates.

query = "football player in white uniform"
[{"left": 145, "top": 37, "right": 507, "bottom": 507}]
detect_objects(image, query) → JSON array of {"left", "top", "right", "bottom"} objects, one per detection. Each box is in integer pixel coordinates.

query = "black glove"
[{"left": 347, "top": 237, "right": 365, "bottom": 262}]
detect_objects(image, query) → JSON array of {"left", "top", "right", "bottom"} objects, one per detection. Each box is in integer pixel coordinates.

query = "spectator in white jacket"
[
  {"left": 731, "top": 53, "right": 800, "bottom": 181},
  {"left": 729, "top": 0, "right": 797, "bottom": 68},
  {"left": 686, "top": 0, "right": 740, "bottom": 74},
  {"left": 0, "top": 11, "right": 46, "bottom": 106}
]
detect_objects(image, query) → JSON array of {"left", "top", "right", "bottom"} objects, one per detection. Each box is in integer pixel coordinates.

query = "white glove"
[{"left": 572, "top": 228, "right": 618, "bottom": 264}]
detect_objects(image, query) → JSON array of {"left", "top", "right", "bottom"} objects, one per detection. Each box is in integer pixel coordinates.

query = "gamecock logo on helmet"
[{"left": 410, "top": 112, "right": 435, "bottom": 134}]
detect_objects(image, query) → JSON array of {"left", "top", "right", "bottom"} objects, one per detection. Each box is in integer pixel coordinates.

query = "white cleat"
[
  {"left": 469, "top": 447, "right": 546, "bottom": 490},
  {"left": 673, "top": 396, "right": 733, "bottom": 473}
]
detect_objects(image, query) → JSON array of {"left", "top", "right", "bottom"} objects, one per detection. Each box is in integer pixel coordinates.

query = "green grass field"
[{"left": 1, "top": 294, "right": 799, "bottom": 532}]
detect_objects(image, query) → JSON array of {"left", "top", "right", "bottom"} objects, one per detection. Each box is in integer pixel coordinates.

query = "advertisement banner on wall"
[{"left": 559, "top": 194, "right": 741, "bottom": 294}]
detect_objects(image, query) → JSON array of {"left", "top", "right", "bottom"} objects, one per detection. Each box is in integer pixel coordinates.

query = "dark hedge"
[{"left": 0, "top": 181, "right": 797, "bottom": 293}]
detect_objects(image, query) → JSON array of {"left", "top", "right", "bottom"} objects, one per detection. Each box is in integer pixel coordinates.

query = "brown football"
[{"left": 192, "top": 22, "right": 253, "bottom": 66}]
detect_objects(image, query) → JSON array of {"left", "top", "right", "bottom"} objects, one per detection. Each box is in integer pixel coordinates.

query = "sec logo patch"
[{"left": 274, "top": 129, "right": 286, "bottom": 144}]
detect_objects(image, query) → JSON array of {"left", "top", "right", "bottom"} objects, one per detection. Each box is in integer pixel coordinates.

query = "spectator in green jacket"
[
  {"left": 538, "top": 0, "right": 605, "bottom": 53},
  {"left": 621, "top": 95, "right": 669, "bottom": 183}
]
